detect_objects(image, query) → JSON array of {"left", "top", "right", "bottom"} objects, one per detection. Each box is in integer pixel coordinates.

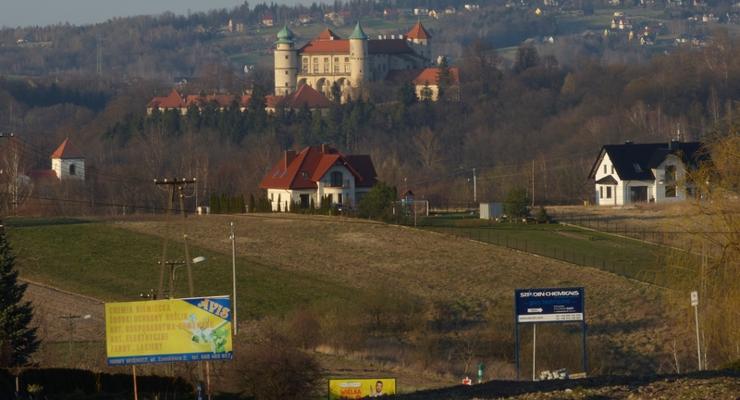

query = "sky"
[{"left": 1, "top": 0, "right": 300, "bottom": 28}]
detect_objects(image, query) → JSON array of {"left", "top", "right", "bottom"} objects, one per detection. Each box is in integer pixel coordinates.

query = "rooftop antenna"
[{"left": 676, "top": 123, "right": 682, "bottom": 142}]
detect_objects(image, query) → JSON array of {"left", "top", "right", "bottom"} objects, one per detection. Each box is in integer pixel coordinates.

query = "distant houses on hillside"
[{"left": 588, "top": 140, "right": 706, "bottom": 206}]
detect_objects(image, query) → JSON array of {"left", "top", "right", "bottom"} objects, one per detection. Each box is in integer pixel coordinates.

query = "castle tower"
[
  {"left": 274, "top": 25, "right": 299, "bottom": 96},
  {"left": 349, "top": 22, "right": 369, "bottom": 87},
  {"left": 51, "top": 138, "right": 85, "bottom": 181},
  {"left": 406, "top": 21, "right": 432, "bottom": 62}
]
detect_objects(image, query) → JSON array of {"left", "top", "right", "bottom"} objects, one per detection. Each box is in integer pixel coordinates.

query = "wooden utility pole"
[{"left": 154, "top": 178, "right": 197, "bottom": 297}]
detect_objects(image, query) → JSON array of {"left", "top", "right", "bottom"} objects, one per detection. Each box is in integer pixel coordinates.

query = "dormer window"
[{"left": 69, "top": 164, "right": 76, "bottom": 176}]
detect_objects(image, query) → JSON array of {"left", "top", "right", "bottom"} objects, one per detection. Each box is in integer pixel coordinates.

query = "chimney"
[
  {"left": 320, "top": 144, "right": 328, "bottom": 154},
  {"left": 284, "top": 150, "right": 296, "bottom": 169}
]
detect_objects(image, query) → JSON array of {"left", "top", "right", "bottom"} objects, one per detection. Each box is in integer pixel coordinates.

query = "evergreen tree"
[
  {"left": 397, "top": 81, "right": 417, "bottom": 106},
  {"left": 0, "top": 223, "right": 39, "bottom": 367},
  {"left": 210, "top": 193, "right": 220, "bottom": 214},
  {"left": 248, "top": 194, "right": 256, "bottom": 213},
  {"left": 437, "top": 56, "right": 452, "bottom": 100}
]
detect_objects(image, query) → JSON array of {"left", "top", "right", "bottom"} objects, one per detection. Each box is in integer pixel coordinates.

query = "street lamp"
[
  {"left": 160, "top": 256, "right": 207, "bottom": 299},
  {"left": 59, "top": 314, "right": 92, "bottom": 362}
]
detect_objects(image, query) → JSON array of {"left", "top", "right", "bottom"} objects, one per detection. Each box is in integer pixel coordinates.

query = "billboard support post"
[
  {"left": 132, "top": 365, "right": 138, "bottom": 400},
  {"left": 515, "top": 314, "right": 520, "bottom": 380},
  {"left": 532, "top": 323, "right": 537, "bottom": 381},
  {"left": 581, "top": 321, "right": 588, "bottom": 374}
]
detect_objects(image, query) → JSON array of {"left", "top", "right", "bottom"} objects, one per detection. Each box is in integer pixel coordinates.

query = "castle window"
[
  {"left": 285, "top": 55, "right": 288, "bottom": 59},
  {"left": 323, "top": 57, "right": 329, "bottom": 73},
  {"left": 344, "top": 57, "right": 349, "bottom": 62},
  {"left": 302, "top": 57, "right": 308, "bottom": 73},
  {"left": 312, "top": 58, "right": 318, "bottom": 73},
  {"left": 344, "top": 63, "right": 350, "bottom": 72},
  {"left": 69, "top": 164, "right": 76, "bottom": 176}
]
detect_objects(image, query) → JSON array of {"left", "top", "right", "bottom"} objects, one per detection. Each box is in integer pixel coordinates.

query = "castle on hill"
[{"left": 274, "top": 21, "right": 434, "bottom": 100}]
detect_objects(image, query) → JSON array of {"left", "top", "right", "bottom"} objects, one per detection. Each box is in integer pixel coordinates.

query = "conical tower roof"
[
  {"left": 349, "top": 21, "right": 368, "bottom": 40},
  {"left": 276, "top": 25, "right": 295, "bottom": 44},
  {"left": 51, "top": 138, "right": 83, "bottom": 159}
]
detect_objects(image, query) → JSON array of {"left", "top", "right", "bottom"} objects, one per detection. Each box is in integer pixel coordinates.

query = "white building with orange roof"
[
  {"left": 51, "top": 138, "right": 85, "bottom": 181},
  {"left": 273, "top": 22, "right": 433, "bottom": 101}
]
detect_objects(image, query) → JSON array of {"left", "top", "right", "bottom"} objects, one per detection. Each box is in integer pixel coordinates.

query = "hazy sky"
[{"left": 1, "top": 0, "right": 300, "bottom": 28}]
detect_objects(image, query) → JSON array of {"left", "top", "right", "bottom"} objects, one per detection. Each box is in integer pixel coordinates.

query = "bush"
[
  {"left": 236, "top": 327, "right": 323, "bottom": 400},
  {"left": 358, "top": 182, "right": 397, "bottom": 220},
  {"left": 503, "top": 187, "right": 530, "bottom": 219},
  {"left": 535, "top": 206, "right": 551, "bottom": 224}
]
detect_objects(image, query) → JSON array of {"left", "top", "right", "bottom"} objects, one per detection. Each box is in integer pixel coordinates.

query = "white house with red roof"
[
  {"left": 51, "top": 138, "right": 85, "bottom": 181},
  {"left": 259, "top": 144, "right": 377, "bottom": 211},
  {"left": 273, "top": 22, "right": 433, "bottom": 100}
]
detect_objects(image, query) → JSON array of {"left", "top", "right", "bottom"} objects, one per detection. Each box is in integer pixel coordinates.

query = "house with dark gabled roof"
[
  {"left": 259, "top": 144, "right": 377, "bottom": 211},
  {"left": 588, "top": 140, "right": 706, "bottom": 206}
]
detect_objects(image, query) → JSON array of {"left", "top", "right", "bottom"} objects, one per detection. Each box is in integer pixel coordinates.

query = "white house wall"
[
  {"left": 652, "top": 154, "right": 687, "bottom": 203},
  {"left": 52, "top": 158, "right": 85, "bottom": 181},
  {"left": 593, "top": 152, "right": 622, "bottom": 206}
]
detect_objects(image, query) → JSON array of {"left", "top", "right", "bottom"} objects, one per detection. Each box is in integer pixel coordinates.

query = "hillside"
[{"left": 6, "top": 214, "right": 680, "bottom": 389}]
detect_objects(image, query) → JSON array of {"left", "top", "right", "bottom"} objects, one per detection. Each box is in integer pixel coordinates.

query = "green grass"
[
  {"left": 7, "top": 219, "right": 362, "bottom": 318},
  {"left": 418, "top": 214, "right": 677, "bottom": 285}
]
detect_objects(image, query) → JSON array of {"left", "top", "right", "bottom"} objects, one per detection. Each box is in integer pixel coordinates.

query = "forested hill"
[
  {"left": 1, "top": 34, "right": 737, "bottom": 213},
  {"left": 0, "top": 0, "right": 738, "bottom": 213}
]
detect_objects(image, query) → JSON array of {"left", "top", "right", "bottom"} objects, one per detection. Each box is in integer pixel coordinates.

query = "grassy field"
[
  {"left": 416, "top": 214, "right": 679, "bottom": 285},
  {"left": 7, "top": 214, "right": 679, "bottom": 379},
  {"left": 6, "top": 218, "right": 362, "bottom": 318}
]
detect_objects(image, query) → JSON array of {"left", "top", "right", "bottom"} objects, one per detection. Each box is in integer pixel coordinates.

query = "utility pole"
[
  {"left": 472, "top": 168, "right": 477, "bottom": 205},
  {"left": 230, "top": 222, "right": 238, "bottom": 336},
  {"left": 154, "top": 178, "right": 197, "bottom": 297},
  {"left": 691, "top": 290, "right": 701, "bottom": 371},
  {"left": 531, "top": 160, "right": 535, "bottom": 207}
]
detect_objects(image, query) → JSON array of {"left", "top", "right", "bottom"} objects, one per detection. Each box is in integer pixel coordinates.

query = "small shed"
[{"left": 480, "top": 202, "right": 503, "bottom": 219}]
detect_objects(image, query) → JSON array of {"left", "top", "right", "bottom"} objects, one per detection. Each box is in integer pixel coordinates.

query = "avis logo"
[{"left": 196, "top": 298, "right": 231, "bottom": 320}]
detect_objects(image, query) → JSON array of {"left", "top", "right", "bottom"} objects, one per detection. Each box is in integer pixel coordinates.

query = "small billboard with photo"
[{"left": 328, "top": 378, "right": 396, "bottom": 399}]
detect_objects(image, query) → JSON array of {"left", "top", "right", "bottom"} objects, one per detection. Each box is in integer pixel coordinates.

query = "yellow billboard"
[
  {"left": 328, "top": 378, "right": 396, "bottom": 399},
  {"left": 105, "top": 296, "right": 233, "bottom": 365}
]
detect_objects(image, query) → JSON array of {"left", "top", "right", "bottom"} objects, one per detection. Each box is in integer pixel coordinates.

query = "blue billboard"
[{"left": 515, "top": 287, "right": 584, "bottom": 323}]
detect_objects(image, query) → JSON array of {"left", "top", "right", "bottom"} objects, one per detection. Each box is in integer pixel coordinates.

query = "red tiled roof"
[
  {"left": 51, "top": 138, "right": 83, "bottom": 159},
  {"left": 412, "top": 67, "right": 460, "bottom": 85},
  {"left": 265, "top": 95, "right": 285, "bottom": 108},
  {"left": 406, "top": 22, "right": 431, "bottom": 40},
  {"left": 300, "top": 38, "right": 350, "bottom": 53},
  {"left": 184, "top": 94, "right": 243, "bottom": 108},
  {"left": 281, "top": 84, "right": 332, "bottom": 109},
  {"left": 147, "top": 89, "right": 184, "bottom": 108},
  {"left": 28, "top": 169, "right": 59, "bottom": 181},
  {"left": 368, "top": 39, "right": 414, "bottom": 54},
  {"left": 260, "top": 145, "right": 377, "bottom": 190},
  {"left": 317, "top": 28, "right": 341, "bottom": 40}
]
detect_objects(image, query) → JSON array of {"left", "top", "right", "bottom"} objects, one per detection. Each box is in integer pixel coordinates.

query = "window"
[
  {"left": 285, "top": 55, "right": 289, "bottom": 59},
  {"left": 665, "top": 165, "right": 676, "bottom": 182},
  {"left": 344, "top": 63, "right": 350, "bottom": 73},
  {"left": 302, "top": 57, "right": 309, "bottom": 73},
  {"left": 338, "top": 193, "right": 343, "bottom": 204},
  {"left": 611, "top": 165, "right": 614, "bottom": 174},
  {"left": 330, "top": 171, "right": 343, "bottom": 187},
  {"left": 327, "top": 194, "right": 333, "bottom": 204},
  {"left": 285, "top": 70, "right": 288, "bottom": 75},
  {"left": 599, "top": 186, "right": 604, "bottom": 199},
  {"left": 606, "top": 186, "right": 612, "bottom": 199},
  {"left": 323, "top": 57, "right": 329, "bottom": 73},
  {"left": 665, "top": 185, "right": 677, "bottom": 198},
  {"left": 603, "top": 164, "right": 607, "bottom": 174},
  {"left": 312, "top": 58, "right": 318, "bottom": 73},
  {"left": 69, "top": 163, "right": 76, "bottom": 176}
]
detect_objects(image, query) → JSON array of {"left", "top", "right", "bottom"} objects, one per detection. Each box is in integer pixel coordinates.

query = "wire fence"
[{"left": 383, "top": 208, "right": 700, "bottom": 288}]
